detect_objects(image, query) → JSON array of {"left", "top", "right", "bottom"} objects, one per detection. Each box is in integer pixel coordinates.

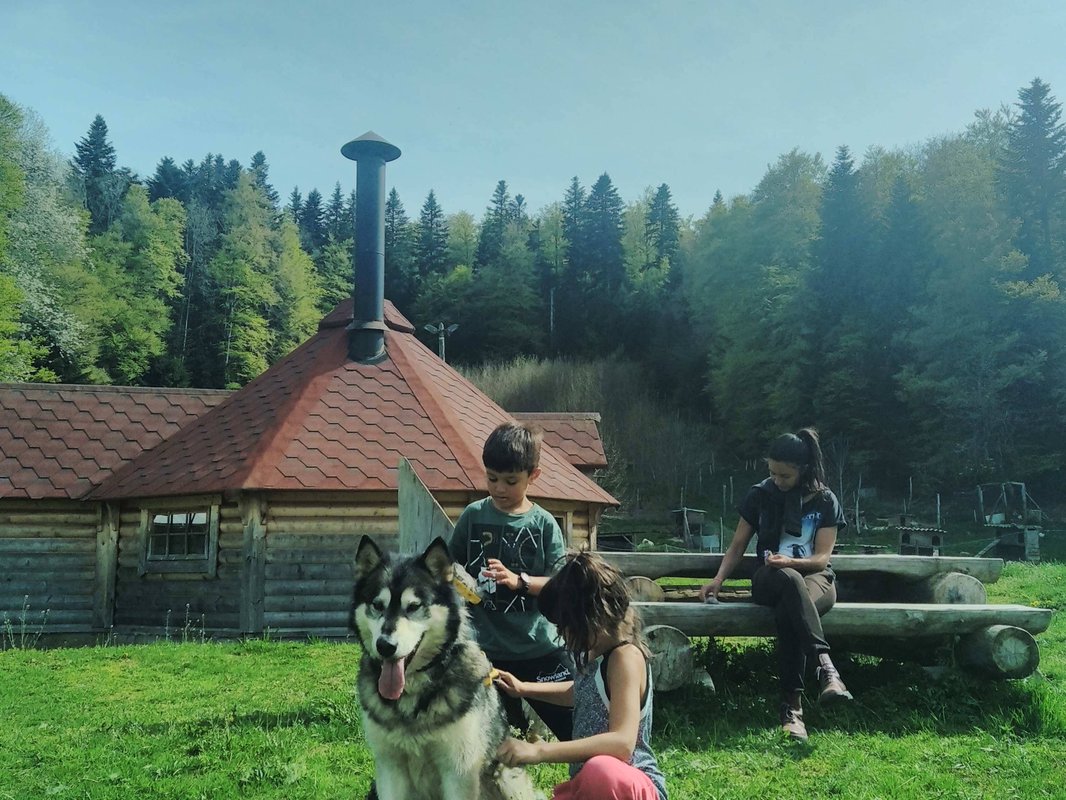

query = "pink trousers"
[{"left": 551, "top": 755, "right": 660, "bottom": 800}]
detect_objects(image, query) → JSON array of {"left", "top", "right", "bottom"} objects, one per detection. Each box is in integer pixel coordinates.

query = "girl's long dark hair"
[
  {"left": 767, "top": 427, "right": 827, "bottom": 494},
  {"left": 537, "top": 550, "right": 647, "bottom": 670}
]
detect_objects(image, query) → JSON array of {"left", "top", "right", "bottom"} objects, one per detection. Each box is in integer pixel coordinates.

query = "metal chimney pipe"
[{"left": 340, "top": 131, "right": 401, "bottom": 363}]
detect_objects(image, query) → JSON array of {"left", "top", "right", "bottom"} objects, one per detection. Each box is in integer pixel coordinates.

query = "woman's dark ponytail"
[{"left": 768, "top": 427, "right": 827, "bottom": 493}]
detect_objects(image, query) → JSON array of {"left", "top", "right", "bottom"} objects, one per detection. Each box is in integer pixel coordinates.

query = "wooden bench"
[{"left": 598, "top": 551, "right": 1052, "bottom": 681}]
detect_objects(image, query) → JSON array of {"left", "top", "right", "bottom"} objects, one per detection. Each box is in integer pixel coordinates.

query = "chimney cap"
[{"left": 341, "top": 131, "right": 401, "bottom": 163}]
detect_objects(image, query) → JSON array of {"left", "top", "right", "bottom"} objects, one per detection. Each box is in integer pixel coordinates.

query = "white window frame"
[{"left": 138, "top": 495, "right": 220, "bottom": 576}]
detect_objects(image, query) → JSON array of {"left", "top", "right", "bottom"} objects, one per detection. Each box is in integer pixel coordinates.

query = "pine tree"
[
  {"left": 999, "top": 77, "right": 1066, "bottom": 277},
  {"left": 646, "top": 183, "right": 680, "bottom": 269},
  {"left": 415, "top": 190, "right": 449, "bottom": 278},
  {"left": 71, "top": 114, "right": 128, "bottom": 234},
  {"left": 476, "top": 180, "right": 511, "bottom": 268},
  {"left": 147, "top": 156, "right": 189, "bottom": 203},
  {"left": 299, "top": 188, "right": 326, "bottom": 252},
  {"left": 384, "top": 188, "right": 416, "bottom": 310},
  {"left": 325, "top": 182, "right": 348, "bottom": 241},
  {"left": 584, "top": 173, "right": 625, "bottom": 295},
  {"left": 287, "top": 187, "right": 303, "bottom": 224},
  {"left": 249, "top": 151, "right": 280, "bottom": 211}
]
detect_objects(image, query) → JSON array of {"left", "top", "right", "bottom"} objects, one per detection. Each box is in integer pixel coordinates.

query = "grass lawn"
[{"left": 1, "top": 562, "right": 1063, "bottom": 799}]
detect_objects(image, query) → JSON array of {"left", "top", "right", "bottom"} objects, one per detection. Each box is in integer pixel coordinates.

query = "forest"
[{"left": 2, "top": 78, "right": 1066, "bottom": 499}]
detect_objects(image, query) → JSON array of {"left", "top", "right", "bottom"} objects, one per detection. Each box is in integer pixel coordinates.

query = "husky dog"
[{"left": 353, "top": 535, "right": 542, "bottom": 800}]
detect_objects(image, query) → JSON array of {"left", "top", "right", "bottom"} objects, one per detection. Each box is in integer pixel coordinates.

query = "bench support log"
[
  {"left": 644, "top": 624, "right": 695, "bottom": 691},
  {"left": 955, "top": 625, "right": 1040, "bottom": 679}
]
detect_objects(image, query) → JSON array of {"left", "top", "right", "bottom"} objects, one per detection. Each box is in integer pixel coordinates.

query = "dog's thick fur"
[{"left": 353, "top": 535, "right": 541, "bottom": 800}]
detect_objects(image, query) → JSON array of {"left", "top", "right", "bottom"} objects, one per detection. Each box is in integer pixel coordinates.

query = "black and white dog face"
[{"left": 353, "top": 536, "right": 459, "bottom": 701}]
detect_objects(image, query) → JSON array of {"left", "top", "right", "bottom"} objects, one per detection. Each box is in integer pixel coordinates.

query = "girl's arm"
[
  {"left": 494, "top": 670, "right": 574, "bottom": 707},
  {"left": 765, "top": 525, "right": 837, "bottom": 574},
  {"left": 497, "top": 645, "right": 646, "bottom": 767},
  {"left": 699, "top": 518, "right": 754, "bottom": 600}
]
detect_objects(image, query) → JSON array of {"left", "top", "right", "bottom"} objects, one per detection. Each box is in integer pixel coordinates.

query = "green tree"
[
  {"left": 646, "top": 183, "right": 681, "bottom": 270},
  {"left": 299, "top": 188, "right": 327, "bottom": 253},
  {"left": 475, "top": 180, "right": 511, "bottom": 268},
  {"left": 71, "top": 114, "right": 129, "bottom": 234},
  {"left": 270, "top": 216, "right": 321, "bottom": 359},
  {"left": 999, "top": 78, "right": 1066, "bottom": 278},
  {"left": 204, "top": 172, "right": 277, "bottom": 387},
  {"left": 415, "top": 190, "right": 449, "bottom": 277},
  {"left": 384, "top": 188, "right": 416, "bottom": 311},
  {"left": 446, "top": 211, "right": 478, "bottom": 270}
]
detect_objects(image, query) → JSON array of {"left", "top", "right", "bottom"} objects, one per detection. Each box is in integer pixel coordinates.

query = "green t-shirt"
[{"left": 448, "top": 497, "right": 566, "bottom": 660}]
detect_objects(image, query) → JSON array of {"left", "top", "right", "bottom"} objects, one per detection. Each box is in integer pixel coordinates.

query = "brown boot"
[
  {"left": 816, "top": 663, "right": 853, "bottom": 703},
  {"left": 779, "top": 703, "right": 808, "bottom": 741}
]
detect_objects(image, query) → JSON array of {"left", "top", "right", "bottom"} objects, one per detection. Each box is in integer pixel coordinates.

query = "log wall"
[
  {"left": 113, "top": 498, "right": 243, "bottom": 631},
  {"left": 0, "top": 500, "right": 99, "bottom": 634}
]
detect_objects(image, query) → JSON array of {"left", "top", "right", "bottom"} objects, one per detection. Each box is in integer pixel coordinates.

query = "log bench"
[{"left": 597, "top": 551, "right": 1053, "bottom": 681}]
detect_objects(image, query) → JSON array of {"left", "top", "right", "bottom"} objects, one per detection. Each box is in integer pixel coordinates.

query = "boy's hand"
[{"left": 483, "top": 558, "right": 519, "bottom": 591}]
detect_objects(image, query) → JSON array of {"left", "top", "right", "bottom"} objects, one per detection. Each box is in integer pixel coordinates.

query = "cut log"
[
  {"left": 626, "top": 576, "right": 665, "bottom": 601},
  {"left": 644, "top": 624, "right": 694, "bottom": 691},
  {"left": 633, "top": 601, "right": 1052, "bottom": 638},
  {"left": 838, "top": 571, "right": 987, "bottom": 604},
  {"left": 599, "top": 552, "right": 1003, "bottom": 584},
  {"left": 955, "top": 624, "right": 1040, "bottom": 679}
]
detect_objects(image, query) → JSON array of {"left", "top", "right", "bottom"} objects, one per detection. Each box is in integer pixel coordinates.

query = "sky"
[{"left": 3, "top": 1, "right": 1066, "bottom": 220}]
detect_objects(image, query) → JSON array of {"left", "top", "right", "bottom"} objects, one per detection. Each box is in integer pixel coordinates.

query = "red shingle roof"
[
  {"left": 86, "top": 301, "right": 617, "bottom": 506},
  {"left": 0, "top": 385, "right": 229, "bottom": 500},
  {"left": 512, "top": 413, "right": 608, "bottom": 471}
]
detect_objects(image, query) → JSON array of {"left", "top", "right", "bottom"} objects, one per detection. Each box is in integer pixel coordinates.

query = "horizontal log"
[
  {"left": 263, "top": 596, "right": 350, "bottom": 613},
  {"left": 0, "top": 524, "right": 95, "bottom": 537},
  {"left": 264, "top": 579, "right": 353, "bottom": 595},
  {"left": 0, "top": 594, "right": 93, "bottom": 611},
  {"left": 0, "top": 609, "right": 91, "bottom": 625},
  {"left": 0, "top": 555, "right": 94, "bottom": 571},
  {"left": 955, "top": 625, "right": 1040, "bottom": 678},
  {"left": 600, "top": 552, "right": 1003, "bottom": 583},
  {"left": 0, "top": 538, "right": 95, "bottom": 554},
  {"left": 265, "top": 563, "right": 352, "bottom": 581},
  {"left": 263, "top": 611, "right": 352, "bottom": 627},
  {"left": 633, "top": 601, "right": 1052, "bottom": 637},
  {"left": 268, "top": 505, "right": 399, "bottom": 519},
  {"left": 644, "top": 624, "right": 694, "bottom": 691}
]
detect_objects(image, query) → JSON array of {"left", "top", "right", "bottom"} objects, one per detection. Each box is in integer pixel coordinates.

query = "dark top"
[{"left": 738, "top": 479, "right": 847, "bottom": 566}]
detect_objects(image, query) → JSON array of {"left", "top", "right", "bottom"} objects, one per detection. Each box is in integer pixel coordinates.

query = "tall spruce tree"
[
  {"left": 71, "top": 115, "right": 129, "bottom": 234},
  {"left": 384, "top": 188, "right": 416, "bottom": 310},
  {"left": 416, "top": 190, "right": 449, "bottom": 278},
  {"left": 475, "top": 180, "right": 511, "bottom": 268},
  {"left": 646, "top": 183, "right": 681, "bottom": 269},
  {"left": 999, "top": 77, "right": 1066, "bottom": 277}
]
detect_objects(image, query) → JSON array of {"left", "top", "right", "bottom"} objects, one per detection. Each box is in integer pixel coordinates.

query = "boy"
[{"left": 449, "top": 421, "right": 574, "bottom": 741}]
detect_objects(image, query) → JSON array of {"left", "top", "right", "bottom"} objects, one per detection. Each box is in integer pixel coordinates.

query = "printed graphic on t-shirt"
[
  {"left": 776, "top": 510, "right": 824, "bottom": 559},
  {"left": 467, "top": 522, "right": 540, "bottom": 612}
]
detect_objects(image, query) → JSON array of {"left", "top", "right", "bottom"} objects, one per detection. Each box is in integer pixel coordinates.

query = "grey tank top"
[{"left": 569, "top": 648, "right": 668, "bottom": 800}]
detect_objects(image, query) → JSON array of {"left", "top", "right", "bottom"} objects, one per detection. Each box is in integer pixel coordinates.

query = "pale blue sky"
[{"left": 3, "top": 1, "right": 1066, "bottom": 219}]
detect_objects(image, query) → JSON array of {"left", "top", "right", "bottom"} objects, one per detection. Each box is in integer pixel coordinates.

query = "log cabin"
[{"left": 0, "top": 301, "right": 617, "bottom": 642}]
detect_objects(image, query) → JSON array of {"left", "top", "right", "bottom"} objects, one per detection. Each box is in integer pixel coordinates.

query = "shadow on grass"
[
  {"left": 92, "top": 697, "right": 362, "bottom": 743},
  {"left": 656, "top": 638, "right": 1064, "bottom": 751}
]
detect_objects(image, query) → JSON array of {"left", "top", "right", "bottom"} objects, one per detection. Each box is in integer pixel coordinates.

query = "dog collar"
[
  {"left": 452, "top": 573, "right": 482, "bottom": 605},
  {"left": 483, "top": 668, "right": 500, "bottom": 687}
]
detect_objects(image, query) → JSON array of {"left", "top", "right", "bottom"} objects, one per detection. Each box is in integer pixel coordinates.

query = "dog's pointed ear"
[
  {"left": 355, "top": 535, "right": 384, "bottom": 581},
  {"left": 421, "top": 536, "right": 455, "bottom": 583}
]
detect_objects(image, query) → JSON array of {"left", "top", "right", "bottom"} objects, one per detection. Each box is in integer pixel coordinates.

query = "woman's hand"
[
  {"left": 699, "top": 577, "right": 722, "bottom": 601},
  {"left": 493, "top": 669, "right": 526, "bottom": 698},
  {"left": 497, "top": 736, "right": 541, "bottom": 766},
  {"left": 483, "top": 558, "right": 519, "bottom": 591},
  {"left": 765, "top": 553, "right": 797, "bottom": 569}
]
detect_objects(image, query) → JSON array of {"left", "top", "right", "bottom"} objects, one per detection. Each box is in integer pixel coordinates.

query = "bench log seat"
[{"left": 634, "top": 601, "right": 1052, "bottom": 679}]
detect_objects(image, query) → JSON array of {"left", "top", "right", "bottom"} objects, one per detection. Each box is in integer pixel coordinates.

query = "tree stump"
[
  {"left": 955, "top": 624, "right": 1040, "bottom": 678},
  {"left": 906, "top": 572, "right": 987, "bottom": 604},
  {"left": 644, "top": 624, "right": 694, "bottom": 691},
  {"left": 626, "top": 576, "right": 665, "bottom": 602}
]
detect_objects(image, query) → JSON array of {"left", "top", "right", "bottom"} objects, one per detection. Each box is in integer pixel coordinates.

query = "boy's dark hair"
[
  {"left": 482, "top": 422, "right": 542, "bottom": 474},
  {"left": 767, "top": 427, "right": 827, "bottom": 494}
]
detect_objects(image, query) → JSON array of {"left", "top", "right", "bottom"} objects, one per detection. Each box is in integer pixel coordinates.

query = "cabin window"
[{"left": 139, "top": 502, "right": 220, "bottom": 576}]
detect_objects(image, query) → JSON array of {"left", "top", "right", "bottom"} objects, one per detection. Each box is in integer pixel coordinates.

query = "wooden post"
[
  {"left": 239, "top": 493, "right": 266, "bottom": 634},
  {"left": 955, "top": 624, "right": 1040, "bottom": 678},
  {"left": 398, "top": 457, "right": 454, "bottom": 555},
  {"left": 93, "top": 502, "right": 119, "bottom": 631}
]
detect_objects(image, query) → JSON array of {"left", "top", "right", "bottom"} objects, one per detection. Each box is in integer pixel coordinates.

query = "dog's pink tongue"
[{"left": 379, "top": 658, "right": 406, "bottom": 700}]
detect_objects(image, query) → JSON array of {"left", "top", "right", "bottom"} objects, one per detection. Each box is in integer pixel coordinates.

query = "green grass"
[{"left": 1, "top": 562, "right": 1063, "bottom": 799}]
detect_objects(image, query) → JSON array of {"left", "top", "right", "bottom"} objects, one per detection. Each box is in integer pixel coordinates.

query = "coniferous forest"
[{"left": 3, "top": 78, "right": 1066, "bottom": 497}]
